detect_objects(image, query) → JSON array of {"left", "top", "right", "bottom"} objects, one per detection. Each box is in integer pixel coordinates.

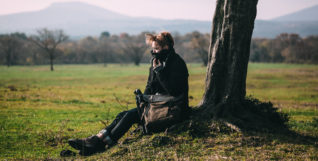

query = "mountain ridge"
[
  {"left": 0, "top": 1, "right": 317, "bottom": 38},
  {"left": 272, "top": 5, "right": 318, "bottom": 21}
]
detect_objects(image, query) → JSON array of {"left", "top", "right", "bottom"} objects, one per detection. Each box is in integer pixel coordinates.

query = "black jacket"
[{"left": 144, "top": 49, "right": 189, "bottom": 109}]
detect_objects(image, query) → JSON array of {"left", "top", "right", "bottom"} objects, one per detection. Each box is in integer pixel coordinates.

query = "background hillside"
[
  {"left": 273, "top": 5, "right": 318, "bottom": 21},
  {"left": 0, "top": 2, "right": 318, "bottom": 38}
]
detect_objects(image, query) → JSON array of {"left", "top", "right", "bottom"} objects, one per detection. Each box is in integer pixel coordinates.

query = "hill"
[
  {"left": 0, "top": 2, "right": 317, "bottom": 38},
  {"left": 0, "top": 2, "right": 210, "bottom": 38},
  {"left": 273, "top": 5, "right": 318, "bottom": 21}
]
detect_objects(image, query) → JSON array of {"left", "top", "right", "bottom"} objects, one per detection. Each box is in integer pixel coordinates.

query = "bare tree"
[
  {"left": 30, "top": 28, "right": 68, "bottom": 71},
  {"left": 77, "top": 36, "right": 99, "bottom": 64},
  {"left": 0, "top": 34, "right": 23, "bottom": 67},
  {"left": 120, "top": 33, "right": 147, "bottom": 66},
  {"left": 191, "top": 31, "right": 209, "bottom": 66},
  {"left": 98, "top": 36, "right": 113, "bottom": 67}
]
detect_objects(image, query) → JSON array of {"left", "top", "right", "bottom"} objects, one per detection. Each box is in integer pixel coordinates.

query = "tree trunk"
[
  {"left": 50, "top": 52, "right": 54, "bottom": 71},
  {"left": 199, "top": 50, "right": 208, "bottom": 66},
  {"left": 200, "top": 0, "right": 258, "bottom": 116},
  {"left": 103, "top": 55, "right": 107, "bottom": 67},
  {"left": 179, "top": 0, "right": 288, "bottom": 133},
  {"left": 135, "top": 61, "right": 140, "bottom": 66},
  {"left": 6, "top": 49, "right": 12, "bottom": 67},
  {"left": 6, "top": 52, "right": 11, "bottom": 67}
]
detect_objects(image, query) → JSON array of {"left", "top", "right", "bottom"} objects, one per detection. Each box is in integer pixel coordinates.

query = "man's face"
[{"left": 152, "top": 41, "right": 162, "bottom": 54}]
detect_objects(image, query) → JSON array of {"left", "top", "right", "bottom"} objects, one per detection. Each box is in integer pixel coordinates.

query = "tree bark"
[{"left": 200, "top": 0, "right": 258, "bottom": 114}]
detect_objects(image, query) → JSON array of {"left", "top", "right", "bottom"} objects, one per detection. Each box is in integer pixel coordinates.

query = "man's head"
[{"left": 145, "top": 32, "right": 174, "bottom": 53}]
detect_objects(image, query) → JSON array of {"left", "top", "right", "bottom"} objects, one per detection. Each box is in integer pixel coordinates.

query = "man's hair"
[{"left": 145, "top": 32, "right": 174, "bottom": 49}]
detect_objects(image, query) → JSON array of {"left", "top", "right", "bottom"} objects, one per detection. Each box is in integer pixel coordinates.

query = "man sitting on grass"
[{"left": 67, "top": 31, "right": 189, "bottom": 156}]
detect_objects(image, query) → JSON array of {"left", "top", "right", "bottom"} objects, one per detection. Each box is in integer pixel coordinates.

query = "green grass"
[{"left": 0, "top": 63, "right": 318, "bottom": 160}]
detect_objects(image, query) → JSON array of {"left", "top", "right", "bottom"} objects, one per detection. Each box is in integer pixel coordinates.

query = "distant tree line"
[
  {"left": 250, "top": 33, "right": 318, "bottom": 64},
  {"left": 0, "top": 29, "right": 317, "bottom": 69}
]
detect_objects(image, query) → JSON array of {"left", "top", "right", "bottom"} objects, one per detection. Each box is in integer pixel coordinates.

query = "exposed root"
[
  {"left": 223, "top": 121, "right": 241, "bottom": 132},
  {"left": 166, "top": 97, "right": 289, "bottom": 138},
  {"left": 193, "top": 97, "right": 289, "bottom": 134}
]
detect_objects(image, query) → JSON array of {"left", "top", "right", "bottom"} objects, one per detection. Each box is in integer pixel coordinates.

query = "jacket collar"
[{"left": 150, "top": 48, "right": 175, "bottom": 65}]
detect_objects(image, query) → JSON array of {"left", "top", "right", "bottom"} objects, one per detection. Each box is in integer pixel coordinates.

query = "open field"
[{"left": 0, "top": 63, "right": 317, "bottom": 160}]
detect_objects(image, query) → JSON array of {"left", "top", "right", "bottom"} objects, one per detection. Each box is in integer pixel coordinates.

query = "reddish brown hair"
[{"left": 145, "top": 32, "right": 174, "bottom": 49}]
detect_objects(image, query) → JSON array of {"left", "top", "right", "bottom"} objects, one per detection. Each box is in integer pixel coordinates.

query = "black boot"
[
  {"left": 68, "top": 129, "right": 115, "bottom": 156},
  {"left": 68, "top": 135, "right": 106, "bottom": 153}
]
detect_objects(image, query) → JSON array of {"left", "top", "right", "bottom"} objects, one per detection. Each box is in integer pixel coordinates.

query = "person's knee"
[
  {"left": 123, "top": 109, "right": 139, "bottom": 122},
  {"left": 124, "top": 110, "right": 134, "bottom": 119},
  {"left": 117, "top": 110, "right": 128, "bottom": 118}
]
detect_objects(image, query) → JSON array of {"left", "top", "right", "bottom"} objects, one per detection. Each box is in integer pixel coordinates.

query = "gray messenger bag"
[{"left": 134, "top": 90, "right": 184, "bottom": 134}]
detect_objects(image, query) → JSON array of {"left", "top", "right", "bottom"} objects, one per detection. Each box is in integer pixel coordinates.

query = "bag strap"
[{"left": 142, "top": 94, "right": 184, "bottom": 103}]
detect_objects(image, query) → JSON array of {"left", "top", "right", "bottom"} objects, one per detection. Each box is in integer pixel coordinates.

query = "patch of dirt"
[{"left": 7, "top": 85, "right": 17, "bottom": 91}]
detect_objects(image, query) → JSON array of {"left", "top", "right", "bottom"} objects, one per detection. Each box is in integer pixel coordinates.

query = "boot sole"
[
  {"left": 68, "top": 139, "right": 106, "bottom": 155},
  {"left": 68, "top": 140, "right": 86, "bottom": 150}
]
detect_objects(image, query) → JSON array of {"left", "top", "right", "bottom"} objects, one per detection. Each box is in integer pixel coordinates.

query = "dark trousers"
[{"left": 104, "top": 108, "right": 140, "bottom": 141}]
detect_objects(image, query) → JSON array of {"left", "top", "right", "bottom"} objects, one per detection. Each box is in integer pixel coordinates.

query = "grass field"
[{"left": 0, "top": 63, "right": 317, "bottom": 160}]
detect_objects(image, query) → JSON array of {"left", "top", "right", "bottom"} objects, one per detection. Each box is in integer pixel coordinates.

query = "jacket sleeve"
[
  {"left": 154, "top": 58, "right": 188, "bottom": 97},
  {"left": 144, "top": 67, "right": 152, "bottom": 95}
]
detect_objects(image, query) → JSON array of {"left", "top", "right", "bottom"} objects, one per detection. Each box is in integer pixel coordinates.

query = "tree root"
[
  {"left": 173, "top": 97, "right": 289, "bottom": 136},
  {"left": 223, "top": 121, "right": 241, "bottom": 132},
  {"left": 204, "top": 97, "right": 289, "bottom": 133},
  {"left": 167, "top": 97, "right": 289, "bottom": 137}
]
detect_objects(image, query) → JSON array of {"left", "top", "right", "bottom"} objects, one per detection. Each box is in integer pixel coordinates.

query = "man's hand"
[
  {"left": 153, "top": 58, "right": 164, "bottom": 74},
  {"left": 153, "top": 58, "right": 162, "bottom": 68}
]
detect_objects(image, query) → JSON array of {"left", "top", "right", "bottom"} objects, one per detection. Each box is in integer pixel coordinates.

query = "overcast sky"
[{"left": 1, "top": 0, "right": 318, "bottom": 21}]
